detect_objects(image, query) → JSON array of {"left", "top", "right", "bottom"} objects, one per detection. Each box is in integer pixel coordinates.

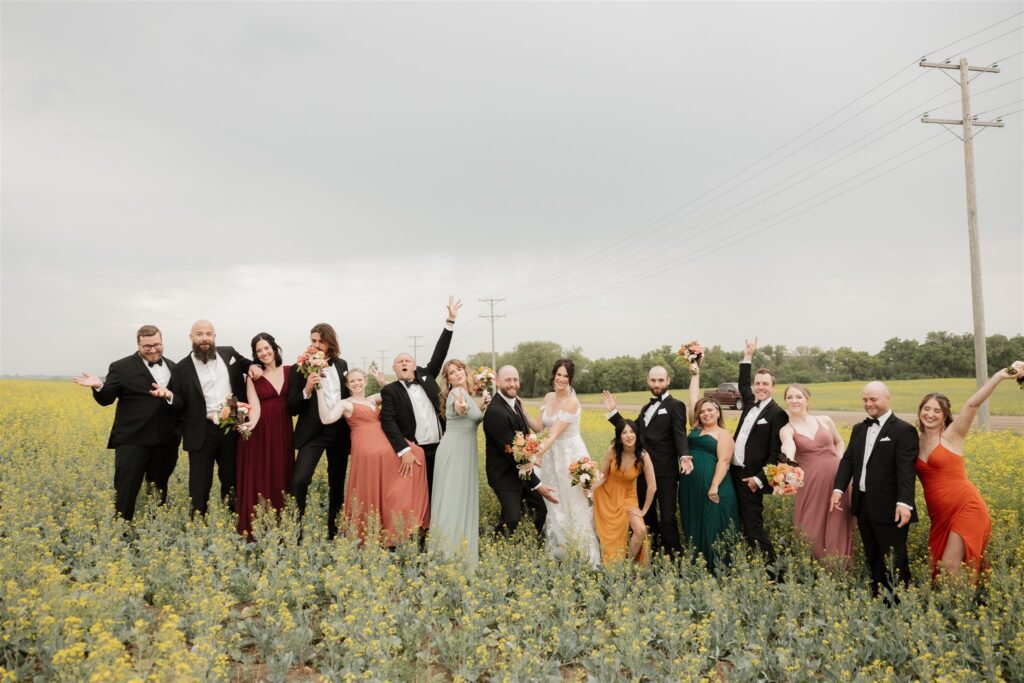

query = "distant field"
[{"left": 574, "top": 377, "right": 1024, "bottom": 416}]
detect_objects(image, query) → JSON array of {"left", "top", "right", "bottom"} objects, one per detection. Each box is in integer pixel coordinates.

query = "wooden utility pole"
[
  {"left": 377, "top": 350, "right": 388, "bottom": 375},
  {"left": 478, "top": 297, "right": 506, "bottom": 371},
  {"left": 920, "top": 57, "right": 1003, "bottom": 430},
  {"left": 407, "top": 335, "right": 423, "bottom": 364}
]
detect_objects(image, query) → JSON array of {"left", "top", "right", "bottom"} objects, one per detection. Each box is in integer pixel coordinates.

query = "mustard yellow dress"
[{"left": 594, "top": 455, "right": 646, "bottom": 564}]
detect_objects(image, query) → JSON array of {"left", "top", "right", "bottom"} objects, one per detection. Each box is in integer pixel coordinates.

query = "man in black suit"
[
  {"left": 379, "top": 296, "right": 461, "bottom": 496},
  {"left": 288, "top": 322, "right": 350, "bottom": 540},
  {"left": 483, "top": 365, "right": 560, "bottom": 537},
  {"left": 730, "top": 337, "right": 789, "bottom": 574},
  {"left": 602, "top": 366, "right": 692, "bottom": 557},
  {"left": 831, "top": 381, "right": 918, "bottom": 599},
  {"left": 160, "top": 320, "right": 254, "bottom": 517},
  {"left": 73, "top": 324, "right": 180, "bottom": 521}
]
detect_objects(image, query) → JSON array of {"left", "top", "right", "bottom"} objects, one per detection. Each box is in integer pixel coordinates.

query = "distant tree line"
[{"left": 464, "top": 332, "right": 1024, "bottom": 398}]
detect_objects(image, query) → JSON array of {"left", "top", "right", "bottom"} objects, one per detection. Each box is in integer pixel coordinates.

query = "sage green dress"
[{"left": 428, "top": 389, "right": 483, "bottom": 567}]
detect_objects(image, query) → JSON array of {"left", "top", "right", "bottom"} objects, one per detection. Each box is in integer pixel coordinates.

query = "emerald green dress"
[{"left": 678, "top": 429, "right": 740, "bottom": 572}]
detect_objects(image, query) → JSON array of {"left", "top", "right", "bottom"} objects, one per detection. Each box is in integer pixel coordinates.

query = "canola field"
[{"left": 1, "top": 379, "right": 1023, "bottom": 681}]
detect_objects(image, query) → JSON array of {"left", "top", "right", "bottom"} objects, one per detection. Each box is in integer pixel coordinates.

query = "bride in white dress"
[{"left": 533, "top": 359, "right": 602, "bottom": 567}]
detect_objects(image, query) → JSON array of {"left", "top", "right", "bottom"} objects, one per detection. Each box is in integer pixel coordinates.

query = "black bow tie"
[
  {"left": 148, "top": 359, "right": 164, "bottom": 368},
  {"left": 403, "top": 380, "right": 416, "bottom": 388},
  {"left": 648, "top": 396, "right": 661, "bottom": 405},
  {"left": 864, "top": 417, "right": 880, "bottom": 427},
  {"left": 752, "top": 400, "right": 762, "bottom": 408}
]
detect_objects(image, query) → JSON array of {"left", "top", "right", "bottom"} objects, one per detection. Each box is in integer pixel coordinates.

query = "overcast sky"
[{"left": 2, "top": 1, "right": 1022, "bottom": 376}]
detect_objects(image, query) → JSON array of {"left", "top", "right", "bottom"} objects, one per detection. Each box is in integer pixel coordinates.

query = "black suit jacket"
[
  {"left": 172, "top": 347, "right": 251, "bottom": 452},
  {"left": 287, "top": 356, "right": 351, "bottom": 452},
  {"left": 834, "top": 413, "right": 919, "bottom": 524},
  {"left": 92, "top": 353, "right": 180, "bottom": 449},
  {"left": 731, "top": 363, "right": 789, "bottom": 487},
  {"left": 380, "top": 327, "right": 453, "bottom": 455},
  {"left": 608, "top": 394, "right": 689, "bottom": 479},
  {"left": 483, "top": 395, "right": 542, "bottom": 490}
]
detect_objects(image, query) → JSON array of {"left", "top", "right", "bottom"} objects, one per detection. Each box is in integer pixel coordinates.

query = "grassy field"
[
  {"left": 2, "top": 379, "right": 1023, "bottom": 680},
  {"left": 576, "top": 377, "right": 1024, "bottom": 415}
]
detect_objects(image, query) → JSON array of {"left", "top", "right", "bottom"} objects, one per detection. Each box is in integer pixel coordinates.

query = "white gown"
[{"left": 538, "top": 406, "right": 601, "bottom": 567}]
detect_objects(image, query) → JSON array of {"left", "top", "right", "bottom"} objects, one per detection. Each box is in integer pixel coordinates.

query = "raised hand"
[
  {"left": 73, "top": 372, "right": 102, "bottom": 389},
  {"left": 446, "top": 295, "right": 463, "bottom": 321},
  {"left": 370, "top": 368, "right": 386, "bottom": 386},
  {"left": 600, "top": 390, "right": 617, "bottom": 413},
  {"left": 454, "top": 390, "right": 468, "bottom": 416},
  {"left": 743, "top": 337, "right": 759, "bottom": 361}
]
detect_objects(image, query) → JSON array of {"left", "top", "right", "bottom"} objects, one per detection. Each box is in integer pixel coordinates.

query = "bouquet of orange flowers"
[
  {"left": 218, "top": 394, "right": 252, "bottom": 440},
  {"left": 765, "top": 462, "right": 804, "bottom": 496},
  {"left": 474, "top": 366, "right": 496, "bottom": 395},
  {"left": 568, "top": 455, "right": 600, "bottom": 506},
  {"left": 678, "top": 340, "right": 705, "bottom": 369},
  {"left": 506, "top": 430, "right": 547, "bottom": 480},
  {"left": 295, "top": 345, "right": 329, "bottom": 388}
]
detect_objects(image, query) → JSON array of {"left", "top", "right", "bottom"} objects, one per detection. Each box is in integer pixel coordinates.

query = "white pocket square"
[
  {"left": 757, "top": 418, "right": 768, "bottom": 425},
  {"left": 421, "top": 375, "right": 427, "bottom": 381},
  {"left": 880, "top": 436, "right": 892, "bottom": 442},
  {"left": 657, "top": 407, "right": 668, "bottom": 415},
  {"left": 343, "top": 370, "right": 348, "bottom": 377},
  {"left": 229, "top": 357, "right": 236, "bottom": 365}
]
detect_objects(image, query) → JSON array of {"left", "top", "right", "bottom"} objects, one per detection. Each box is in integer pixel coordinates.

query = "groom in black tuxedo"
[
  {"left": 288, "top": 322, "right": 351, "bottom": 540},
  {"left": 603, "top": 366, "right": 692, "bottom": 557},
  {"left": 163, "top": 320, "right": 254, "bottom": 517},
  {"left": 73, "top": 324, "right": 180, "bottom": 521},
  {"left": 379, "top": 296, "right": 461, "bottom": 496},
  {"left": 730, "top": 338, "right": 789, "bottom": 574},
  {"left": 483, "top": 365, "right": 560, "bottom": 537},
  {"left": 831, "top": 381, "right": 918, "bottom": 599}
]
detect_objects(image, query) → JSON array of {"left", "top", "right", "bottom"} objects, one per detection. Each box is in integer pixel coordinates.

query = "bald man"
[
  {"left": 169, "top": 320, "right": 256, "bottom": 517},
  {"left": 379, "top": 297, "right": 461, "bottom": 496},
  {"left": 831, "top": 381, "right": 918, "bottom": 599}
]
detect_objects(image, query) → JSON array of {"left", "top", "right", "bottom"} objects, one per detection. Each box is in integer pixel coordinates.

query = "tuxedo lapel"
[
  {"left": 180, "top": 356, "right": 201, "bottom": 394},
  {"left": 129, "top": 353, "right": 150, "bottom": 382}
]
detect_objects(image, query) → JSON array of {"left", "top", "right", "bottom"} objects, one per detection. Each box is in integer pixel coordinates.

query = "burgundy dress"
[
  {"left": 236, "top": 367, "right": 294, "bottom": 539},
  {"left": 791, "top": 418, "right": 854, "bottom": 562}
]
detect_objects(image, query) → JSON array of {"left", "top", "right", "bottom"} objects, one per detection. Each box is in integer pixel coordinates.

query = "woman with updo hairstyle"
[
  {"left": 235, "top": 332, "right": 294, "bottom": 540},
  {"left": 914, "top": 361, "right": 1022, "bottom": 580}
]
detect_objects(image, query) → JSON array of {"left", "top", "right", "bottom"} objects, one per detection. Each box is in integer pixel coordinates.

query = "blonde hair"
[
  {"left": 439, "top": 359, "right": 476, "bottom": 415},
  {"left": 784, "top": 383, "right": 811, "bottom": 401}
]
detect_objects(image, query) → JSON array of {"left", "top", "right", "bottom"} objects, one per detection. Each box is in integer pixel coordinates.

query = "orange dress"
[
  {"left": 593, "top": 455, "right": 646, "bottom": 565},
  {"left": 914, "top": 442, "right": 991, "bottom": 576}
]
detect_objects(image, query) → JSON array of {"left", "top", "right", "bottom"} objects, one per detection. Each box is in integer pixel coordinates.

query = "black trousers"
[
  {"left": 858, "top": 516, "right": 911, "bottom": 597},
  {"left": 420, "top": 442, "right": 439, "bottom": 497},
  {"left": 291, "top": 434, "right": 349, "bottom": 539},
  {"left": 113, "top": 443, "right": 178, "bottom": 521},
  {"left": 731, "top": 467, "right": 777, "bottom": 567},
  {"left": 638, "top": 473, "right": 681, "bottom": 556},
  {"left": 492, "top": 485, "right": 547, "bottom": 539},
  {"left": 187, "top": 422, "right": 237, "bottom": 516}
]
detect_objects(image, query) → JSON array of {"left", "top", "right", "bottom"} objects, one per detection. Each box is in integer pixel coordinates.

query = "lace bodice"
[{"left": 540, "top": 406, "right": 581, "bottom": 438}]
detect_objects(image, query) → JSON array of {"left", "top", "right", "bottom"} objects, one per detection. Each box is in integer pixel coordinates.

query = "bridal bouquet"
[
  {"left": 678, "top": 340, "right": 705, "bottom": 369},
  {"left": 765, "top": 462, "right": 804, "bottom": 496},
  {"left": 474, "top": 366, "right": 496, "bottom": 395},
  {"left": 507, "top": 430, "right": 546, "bottom": 480},
  {"left": 568, "top": 455, "right": 600, "bottom": 506},
  {"left": 218, "top": 394, "right": 252, "bottom": 440},
  {"left": 295, "top": 345, "right": 329, "bottom": 387}
]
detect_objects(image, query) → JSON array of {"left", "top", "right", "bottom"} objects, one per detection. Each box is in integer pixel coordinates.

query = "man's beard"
[{"left": 192, "top": 343, "right": 217, "bottom": 363}]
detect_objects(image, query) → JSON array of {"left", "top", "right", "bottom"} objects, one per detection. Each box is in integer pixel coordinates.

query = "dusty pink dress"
[{"left": 791, "top": 418, "right": 854, "bottom": 561}]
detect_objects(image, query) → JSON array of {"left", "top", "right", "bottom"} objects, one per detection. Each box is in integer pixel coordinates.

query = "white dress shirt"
[
  {"left": 404, "top": 381, "right": 441, "bottom": 446},
  {"left": 733, "top": 396, "right": 772, "bottom": 468},
  {"left": 834, "top": 409, "right": 911, "bottom": 510},
  {"left": 193, "top": 352, "right": 232, "bottom": 418}
]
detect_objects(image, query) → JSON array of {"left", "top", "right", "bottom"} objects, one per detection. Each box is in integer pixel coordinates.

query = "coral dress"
[
  {"left": 347, "top": 402, "right": 429, "bottom": 544},
  {"left": 791, "top": 419, "right": 854, "bottom": 562},
  {"left": 914, "top": 442, "right": 992, "bottom": 576},
  {"left": 343, "top": 402, "right": 385, "bottom": 540},
  {"left": 236, "top": 367, "right": 294, "bottom": 539},
  {"left": 593, "top": 455, "right": 646, "bottom": 565}
]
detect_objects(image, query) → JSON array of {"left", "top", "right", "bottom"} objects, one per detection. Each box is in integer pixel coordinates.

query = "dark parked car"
[{"left": 704, "top": 382, "right": 743, "bottom": 410}]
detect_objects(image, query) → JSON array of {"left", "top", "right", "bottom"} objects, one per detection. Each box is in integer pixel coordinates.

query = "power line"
[{"left": 407, "top": 335, "right": 423, "bottom": 364}]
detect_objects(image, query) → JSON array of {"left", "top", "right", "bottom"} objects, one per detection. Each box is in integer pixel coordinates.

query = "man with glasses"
[{"left": 73, "top": 324, "right": 180, "bottom": 521}]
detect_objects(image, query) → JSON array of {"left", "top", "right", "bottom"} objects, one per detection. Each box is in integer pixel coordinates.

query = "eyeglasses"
[{"left": 140, "top": 343, "right": 164, "bottom": 351}]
